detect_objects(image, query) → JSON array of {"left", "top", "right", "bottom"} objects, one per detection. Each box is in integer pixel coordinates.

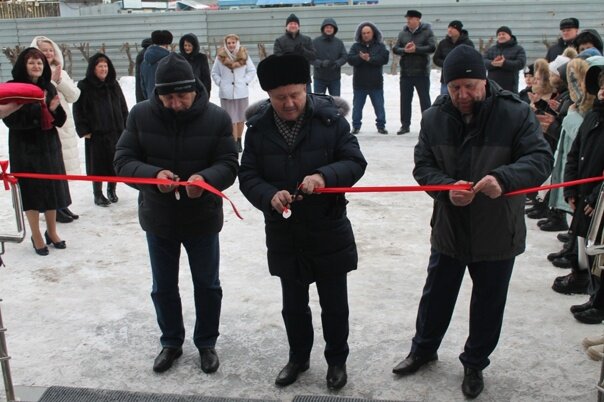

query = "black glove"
[
  {"left": 320, "top": 59, "right": 331, "bottom": 68},
  {"left": 293, "top": 43, "right": 303, "bottom": 54}
]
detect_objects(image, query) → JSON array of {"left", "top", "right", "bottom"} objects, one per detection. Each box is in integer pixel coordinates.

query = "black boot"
[
  {"left": 107, "top": 183, "right": 118, "bottom": 203},
  {"left": 94, "top": 182, "right": 110, "bottom": 207}
]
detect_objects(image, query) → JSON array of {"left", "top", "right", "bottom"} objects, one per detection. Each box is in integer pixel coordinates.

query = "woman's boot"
[
  {"left": 107, "top": 182, "right": 118, "bottom": 203},
  {"left": 94, "top": 182, "right": 110, "bottom": 207}
]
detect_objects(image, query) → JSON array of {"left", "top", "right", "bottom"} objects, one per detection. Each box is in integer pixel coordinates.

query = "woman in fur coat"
[{"left": 211, "top": 34, "right": 256, "bottom": 152}]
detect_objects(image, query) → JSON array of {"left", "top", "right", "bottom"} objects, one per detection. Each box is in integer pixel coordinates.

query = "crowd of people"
[{"left": 1, "top": 9, "right": 604, "bottom": 400}]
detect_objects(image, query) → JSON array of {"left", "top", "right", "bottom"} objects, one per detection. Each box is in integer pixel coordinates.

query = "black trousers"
[
  {"left": 411, "top": 249, "right": 514, "bottom": 370},
  {"left": 280, "top": 274, "right": 349, "bottom": 366}
]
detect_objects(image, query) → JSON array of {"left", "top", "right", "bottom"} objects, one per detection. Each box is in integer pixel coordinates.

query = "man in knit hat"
[
  {"left": 483, "top": 26, "right": 526, "bottom": 92},
  {"left": 393, "top": 45, "right": 553, "bottom": 399},
  {"left": 115, "top": 52, "right": 238, "bottom": 375},
  {"left": 546, "top": 18, "right": 580, "bottom": 61},
  {"left": 433, "top": 19, "right": 475, "bottom": 95},
  {"left": 273, "top": 13, "right": 315, "bottom": 93},
  {"left": 140, "top": 29, "right": 173, "bottom": 100},
  {"left": 239, "top": 53, "right": 366, "bottom": 390},
  {"left": 393, "top": 9, "right": 435, "bottom": 134}
]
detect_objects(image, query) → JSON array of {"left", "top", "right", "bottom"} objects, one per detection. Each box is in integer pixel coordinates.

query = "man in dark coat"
[
  {"left": 135, "top": 37, "right": 152, "bottom": 103},
  {"left": 239, "top": 54, "right": 366, "bottom": 390},
  {"left": 140, "top": 30, "right": 172, "bottom": 101},
  {"left": 311, "top": 18, "right": 347, "bottom": 96},
  {"left": 546, "top": 18, "right": 580, "bottom": 62},
  {"left": 433, "top": 20, "right": 474, "bottom": 95},
  {"left": 483, "top": 26, "right": 526, "bottom": 93},
  {"left": 392, "top": 9, "right": 436, "bottom": 135},
  {"left": 114, "top": 53, "right": 238, "bottom": 375},
  {"left": 179, "top": 33, "right": 211, "bottom": 97},
  {"left": 347, "top": 21, "right": 390, "bottom": 135},
  {"left": 393, "top": 45, "right": 553, "bottom": 399}
]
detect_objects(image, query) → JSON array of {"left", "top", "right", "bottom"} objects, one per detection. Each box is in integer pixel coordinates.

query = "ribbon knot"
[{"left": 0, "top": 160, "right": 17, "bottom": 190}]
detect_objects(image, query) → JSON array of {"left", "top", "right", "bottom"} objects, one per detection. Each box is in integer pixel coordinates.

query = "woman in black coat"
[
  {"left": 3, "top": 47, "right": 69, "bottom": 255},
  {"left": 73, "top": 53, "right": 129, "bottom": 206},
  {"left": 179, "top": 33, "right": 211, "bottom": 97}
]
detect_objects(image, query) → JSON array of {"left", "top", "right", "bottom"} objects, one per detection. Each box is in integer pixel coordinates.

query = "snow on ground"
[{"left": 0, "top": 71, "right": 599, "bottom": 402}]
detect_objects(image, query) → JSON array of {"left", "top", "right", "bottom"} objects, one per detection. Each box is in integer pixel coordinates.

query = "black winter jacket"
[
  {"left": 114, "top": 81, "right": 238, "bottom": 240},
  {"left": 564, "top": 103, "right": 604, "bottom": 237},
  {"left": 393, "top": 22, "right": 436, "bottom": 77},
  {"left": 546, "top": 37, "right": 573, "bottom": 62},
  {"left": 239, "top": 94, "right": 367, "bottom": 282},
  {"left": 347, "top": 22, "right": 389, "bottom": 90},
  {"left": 413, "top": 81, "right": 553, "bottom": 262},
  {"left": 311, "top": 18, "right": 347, "bottom": 82},
  {"left": 179, "top": 33, "right": 212, "bottom": 97},
  {"left": 135, "top": 37, "right": 152, "bottom": 103},
  {"left": 433, "top": 31, "right": 474, "bottom": 83},
  {"left": 273, "top": 31, "right": 316, "bottom": 63},
  {"left": 483, "top": 36, "right": 526, "bottom": 93}
]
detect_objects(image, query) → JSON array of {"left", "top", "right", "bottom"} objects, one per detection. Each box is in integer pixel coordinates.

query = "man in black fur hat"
[{"left": 239, "top": 53, "right": 367, "bottom": 391}]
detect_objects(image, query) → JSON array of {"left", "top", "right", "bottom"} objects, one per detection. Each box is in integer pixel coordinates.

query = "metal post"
[{"left": 0, "top": 298, "right": 15, "bottom": 402}]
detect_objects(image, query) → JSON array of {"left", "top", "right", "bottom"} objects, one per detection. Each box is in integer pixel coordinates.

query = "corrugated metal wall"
[{"left": 0, "top": 0, "right": 602, "bottom": 81}]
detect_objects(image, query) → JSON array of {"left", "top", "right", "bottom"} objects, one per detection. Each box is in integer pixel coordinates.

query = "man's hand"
[
  {"left": 299, "top": 173, "right": 325, "bottom": 195},
  {"left": 404, "top": 41, "right": 416, "bottom": 53},
  {"left": 359, "top": 52, "right": 370, "bottom": 62},
  {"left": 449, "top": 180, "right": 475, "bottom": 207},
  {"left": 186, "top": 174, "right": 205, "bottom": 198},
  {"left": 536, "top": 113, "right": 555, "bottom": 132},
  {"left": 491, "top": 55, "right": 504, "bottom": 67},
  {"left": 156, "top": 170, "right": 179, "bottom": 193},
  {"left": 548, "top": 98, "right": 560, "bottom": 112},
  {"left": 271, "top": 190, "right": 294, "bottom": 213},
  {"left": 585, "top": 203, "right": 594, "bottom": 217},
  {"left": 567, "top": 196, "right": 576, "bottom": 211},
  {"left": 473, "top": 175, "right": 503, "bottom": 198}
]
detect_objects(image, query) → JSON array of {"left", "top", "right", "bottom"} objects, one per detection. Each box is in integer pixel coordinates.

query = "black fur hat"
[
  {"left": 151, "top": 30, "right": 173, "bottom": 46},
  {"left": 257, "top": 54, "right": 310, "bottom": 91}
]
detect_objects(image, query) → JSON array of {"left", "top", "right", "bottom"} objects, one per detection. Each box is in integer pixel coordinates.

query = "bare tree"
[
  {"left": 120, "top": 42, "right": 135, "bottom": 76},
  {"left": 59, "top": 44, "right": 72, "bottom": 76},
  {"left": 257, "top": 43, "right": 267, "bottom": 61},
  {"left": 478, "top": 37, "right": 494, "bottom": 54},
  {"left": 387, "top": 38, "right": 400, "bottom": 75},
  {"left": 2, "top": 45, "right": 23, "bottom": 66},
  {"left": 75, "top": 42, "right": 90, "bottom": 63},
  {"left": 542, "top": 35, "right": 554, "bottom": 50}
]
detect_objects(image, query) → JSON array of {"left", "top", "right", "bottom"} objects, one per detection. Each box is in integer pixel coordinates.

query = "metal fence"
[{"left": 0, "top": 0, "right": 602, "bottom": 81}]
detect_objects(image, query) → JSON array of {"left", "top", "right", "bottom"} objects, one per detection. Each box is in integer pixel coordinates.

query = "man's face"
[
  {"left": 286, "top": 22, "right": 299, "bottom": 34},
  {"left": 361, "top": 26, "right": 374, "bottom": 43},
  {"left": 158, "top": 91, "right": 196, "bottom": 113},
  {"left": 561, "top": 28, "right": 578, "bottom": 41},
  {"left": 268, "top": 84, "right": 307, "bottom": 122},
  {"left": 323, "top": 25, "right": 335, "bottom": 36},
  {"left": 497, "top": 32, "right": 511, "bottom": 43},
  {"left": 447, "top": 78, "right": 487, "bottom": 115},
  {"left": 406, "top": 17, "right": 420, "bottom": 30},
  {"left": 447, "top": 27, "right": 460, "bottom": 40}
]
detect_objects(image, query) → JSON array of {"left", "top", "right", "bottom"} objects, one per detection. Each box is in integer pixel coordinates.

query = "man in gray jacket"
[
  {"left": 393, "top": 45, "right": 553, "bottom": 399},
  {"left": 393, "top": 9, "right": 435, "bottom": 135},
  {"left": 311, "top": 18, "right": 347, "bottom": 96}
]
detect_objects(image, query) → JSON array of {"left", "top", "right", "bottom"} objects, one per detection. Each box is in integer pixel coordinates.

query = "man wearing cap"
[
  {"left": 393, "top": 9, "right": 435, "bottom": 135},
  {"left": 239, "top": 53, "right": 366, "bottom": 390},
  {"left": 274, "top": 14, "right": 315, "bottom": 92},
  {"left": 483, "top": 26, "right": 526, "bottom": 93},
  {"left": 114, "top": 53, "right": 238, "bottom": 375},
  {"left": 546, "top": 18, "right": 580, "bottom": 62},
  {"left": 393, "top": 45, "right": 553, "bottom": 399},
  {"left": 311, "top": 18, "right": 347, "bottom": 96},
  {"left": 433, "top": 20, "right": 474, "bottom": 95},
  {"left": 140, "top": 30, "right": 173, "bottom": 101}
]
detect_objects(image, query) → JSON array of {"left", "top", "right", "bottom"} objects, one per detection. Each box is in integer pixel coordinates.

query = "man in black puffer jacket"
[
  {"left": 545, "top": 17, "right": 580, "bottom": 62},
  {"left": 433, "top": 20, "right": 474, "bottom": 95},
  {"left": 311, "top": 17, "right": 347, "bottom": 96},
  {"left": 239, "top": 54, "right": 366, "bottom": 391},
  {"left": 393, "top": 45, "right": 553, "bottom": 399},
  {"left": 483, "top": 26, "right": 526, "bottom": 93},
  {"left": 114, "top": 53, "right": 238, "bottom": 376}
]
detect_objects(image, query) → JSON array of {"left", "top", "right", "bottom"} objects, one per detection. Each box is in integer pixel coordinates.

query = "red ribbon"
[{"left": 0, "top": 164, "right": 242, "bottom": 220}]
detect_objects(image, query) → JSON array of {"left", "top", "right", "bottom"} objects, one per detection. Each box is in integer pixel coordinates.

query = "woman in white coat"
[
  {"left": 211, "top": 34, "right": 256, "bottom": 152},
  {"left": 31, "top": 36, "right": 81, "bottom": 223}
]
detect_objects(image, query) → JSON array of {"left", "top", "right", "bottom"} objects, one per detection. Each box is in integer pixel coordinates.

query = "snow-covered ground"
[{"left": 0, "top": 71, "right": 599, "bottom": 402}]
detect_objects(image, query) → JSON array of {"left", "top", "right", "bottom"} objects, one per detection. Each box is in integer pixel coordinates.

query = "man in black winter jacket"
[
  {"left": 135, "top": 37, "right": 152, "bottom": 103},
  {"left": 239, "top": 54, "right": 366, "bottom": 391},
  {"left": 545, "top": 18, "right": 580, "bottom": 62},
  {"left": 274, "top": 13, "right": 316, "bottom": 92},
  {"left": 392, "top": 9, "right": 435, "bottom": 135},
  {"left": 483, "top": 26, "right": 526, "bottom": 93},
  {"left": 114, "top": 53, "right": 238, "bottom": 376},
  {"left": 311, "top": 18, "right": 347, "bottom": 96},
  {"left": 393, "top": 45, "right": 553, "bottom": 399},
  {"left": 433, "top": 20, "right": 474, "bottom": 95}
]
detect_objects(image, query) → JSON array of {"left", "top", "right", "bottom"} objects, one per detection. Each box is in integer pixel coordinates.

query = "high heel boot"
[
  {"left": 94, "top": 182, "right": 110, "bottom": 207},
  {"left": 107, "top": 182, "right": 118, "bottom": 203}
]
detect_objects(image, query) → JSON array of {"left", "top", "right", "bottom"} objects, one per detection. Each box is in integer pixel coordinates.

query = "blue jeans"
[
  {"left": 146, "top": 231, "right": 222, "bottom": 350},
  {"left": 411, "top": 250, "right": 515, "bottom": 370},
  {"left": 280, "top": 274, "right": 349, "bottom": 366},
  {"left": 314, "top": 78, "right": 341, "bottom": 96},
  {"left": 399, "top": 76, "right": 431, "bottom": 127},
  {"left": 352, "top": 88, "right": 386, "bottom": 130}
]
